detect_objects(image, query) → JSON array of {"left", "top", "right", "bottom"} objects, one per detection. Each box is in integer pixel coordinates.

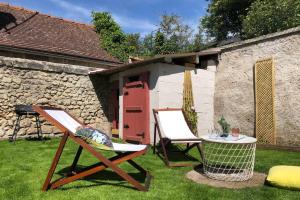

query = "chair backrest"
[
  {"left": 33, "top": 106, "right": 83, "bottom": 134},
  {"left": 44, "top": 109, "right": 81, "bottom": 133},
  {"left": 154, "top": 109, "right": 196, "bottom": 139}
]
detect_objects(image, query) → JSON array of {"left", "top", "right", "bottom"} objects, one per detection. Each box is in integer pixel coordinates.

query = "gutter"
[{"left": 0, "top": 44, "right": 122, "bottom": 69}]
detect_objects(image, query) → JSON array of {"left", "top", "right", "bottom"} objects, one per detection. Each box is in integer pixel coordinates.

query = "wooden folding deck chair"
[
  {"left": 153, "top": 108, "right": 203, "bottom": 167},
  {"left": 33, "top": 106, "right": 151, "bottom": 191}
]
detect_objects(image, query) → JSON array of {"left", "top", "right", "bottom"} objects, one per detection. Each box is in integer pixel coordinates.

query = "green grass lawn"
[{"left": 0, "top": 138, "right": 299, "bottom": 200}]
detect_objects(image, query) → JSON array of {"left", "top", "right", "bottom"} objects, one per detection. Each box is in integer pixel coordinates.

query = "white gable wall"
[
  {"left": 109, "top": 61, "right": 216, "bottom": 144},
  {"left": 192, "top": 61, "right": 216, "bottom": 136},
  {"left": 158, "top": 62, "right": 216, "bottom": 138}
]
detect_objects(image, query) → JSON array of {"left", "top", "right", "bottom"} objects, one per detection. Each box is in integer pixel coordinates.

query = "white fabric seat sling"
[
  {"left": 44, "top": 109, "right": 146, "bottom": 152},
  {"left": 153, "top": 108, "right": 203, "bottom": 167}
]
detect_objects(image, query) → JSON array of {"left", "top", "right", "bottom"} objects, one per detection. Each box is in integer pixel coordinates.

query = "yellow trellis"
[
  {"left": 254, "top": 57, "right": 276, "bottom": 144},
  {"left": 183, "top": 69, "right": 197, "bottom": 135}
]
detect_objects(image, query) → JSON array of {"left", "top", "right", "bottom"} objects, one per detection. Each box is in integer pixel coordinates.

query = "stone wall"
[
  {"left": 0, "top": 56, "right": 111, "bottom": 139},
  {"left": 214, "top": 27, "right": 300, "bottom": 146}
]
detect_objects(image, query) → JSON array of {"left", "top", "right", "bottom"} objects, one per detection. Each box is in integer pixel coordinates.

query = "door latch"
[
  {"left": 136, "top": 132, "right": 145, "bottom": 138},
  {"left": 124, "top": 124, "right": 129, "bottom": 129}
]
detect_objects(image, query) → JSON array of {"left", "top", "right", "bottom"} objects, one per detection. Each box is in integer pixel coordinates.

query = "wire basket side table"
[{"left": 201, "top": 134, "right": 257, "bottom": 182}]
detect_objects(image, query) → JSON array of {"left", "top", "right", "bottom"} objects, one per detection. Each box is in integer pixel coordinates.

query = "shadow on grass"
[
  {"left": 8, "top": 136, "right": 51, "bottom": 143},
  {"left": 25, "top": 137, "right": 51, "bottom": 141},
  {"left": 154, "top": 142, "right": 200, "bottom": 163},
  {"left": 53, "top": 165, "right": 147, "bottom": 191}
]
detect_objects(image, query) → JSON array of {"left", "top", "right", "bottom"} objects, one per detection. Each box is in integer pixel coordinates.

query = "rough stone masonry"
[{"left": 0, "top": 56, "right": 111, "bottom": 139}]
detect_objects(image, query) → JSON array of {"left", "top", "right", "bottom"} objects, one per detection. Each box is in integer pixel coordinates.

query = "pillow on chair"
[
  {"left": 266, "top": 165, "right": 300, "bottom": 190},
  {"left": 75, "top": 127, "right": 113, "bottom": 150}
]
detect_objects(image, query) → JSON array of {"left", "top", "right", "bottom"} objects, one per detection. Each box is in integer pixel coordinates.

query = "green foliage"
[
  {"left": 92, "top": 12, "right": 138, "bottom": 62},
  {"left": 125, "top": 33, "right": 142, "bottom": 56},
  {"left": 202, "top": 0, "right": 255, "bottom": 41},
  {"left": 202, "top": 0, "right": 300, "bottom": 41},
  {"left": 193, "top": 22, "right": 206, "bottom": 51},
  {"left": 92, "top": 12, "right": 198, "bottom": 61},
  {"left": 142, "top": 14, "right": 197, "bottom": 56},
  {"left": 185, "top": 109, "right": 198, "bottom": 134},
  {"left": 140, "top": 32, "right": 155, "bottom": 56},
  {"left": 93, "top": 12, "right": 204, "bottom": 59},
  {"left": 242, "top": 0, "right": 300, "bottom": 38},
  {"left": 217, "top": 116, "right": 231, "bottom": 135},
  {"left": 154, "top": 31, "right": 166, "bottom": 55}
]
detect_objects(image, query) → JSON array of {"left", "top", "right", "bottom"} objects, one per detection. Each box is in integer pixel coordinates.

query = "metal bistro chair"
[{"left": 9, "top": 104, "right": 43, "bottom": 142}]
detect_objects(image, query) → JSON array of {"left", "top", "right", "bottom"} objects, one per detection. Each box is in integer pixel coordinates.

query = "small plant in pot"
[{"left": 218, "top": 116, "right": 231, "bottom": 137}]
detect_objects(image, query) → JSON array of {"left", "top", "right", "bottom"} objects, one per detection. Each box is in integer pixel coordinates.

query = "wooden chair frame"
[
  {"left": 33, "top": 106, "right": 151, "bottom": 192},
  {"left": 153, "top": 108, "right": 204, "bottom": 167}
]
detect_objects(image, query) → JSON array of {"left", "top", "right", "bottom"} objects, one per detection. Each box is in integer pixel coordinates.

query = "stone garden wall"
[
  {"left": 0, "top": 56, "right": 111, "bottom": 139},
  {"left": 214, "top": 27, "right": 300, "bottom": 146}
]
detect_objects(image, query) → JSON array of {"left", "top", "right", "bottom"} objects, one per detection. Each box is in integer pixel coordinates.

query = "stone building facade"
[
  {"left": 0, "top": 4, "right": 120, "bottom": 139},
  {"left": 0, "top": 56, "right": 111, "bottom": 139},
  {"left": 214, "top": 27, "right": 300, "bottom": 146}
]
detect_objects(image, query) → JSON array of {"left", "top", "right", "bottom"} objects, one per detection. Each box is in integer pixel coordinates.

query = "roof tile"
[{"left": 0, "top": 3, "right": 120, "bottom": 64}]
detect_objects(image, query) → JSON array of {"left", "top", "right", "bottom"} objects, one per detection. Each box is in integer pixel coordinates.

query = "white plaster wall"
[
  {"left": 158, "top": 62, "right": 216, "bottom": 138},
  {"left": 109, "top": 62, "right": 216, "bottom": 144},
  {"left": 191, "top": 61, "right": 216, "bottom": 136},
  {"left": 157, "top": 63, "right": 185, "bottom": 108}
]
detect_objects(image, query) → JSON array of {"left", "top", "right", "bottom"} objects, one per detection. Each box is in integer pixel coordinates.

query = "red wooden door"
[{"left": 123, "top": 72, "right": 150, "bottom": 144}]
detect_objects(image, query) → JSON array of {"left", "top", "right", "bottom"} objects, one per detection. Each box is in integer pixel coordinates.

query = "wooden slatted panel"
[{"left": 255, "top": 58, "right": 276, "bottom": 144}]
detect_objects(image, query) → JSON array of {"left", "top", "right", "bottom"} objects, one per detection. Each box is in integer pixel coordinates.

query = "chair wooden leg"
[
  {"left": 153, "top": 123, "right": 157, "bottom": 154},
  {"left": 159, "top": 138, "right": 170, "bottom": 166},
  {"left": 69, "top": 134, "right": 149, "bottom": 191},
  {"left": 70, "top": 146, "right": 83, "bottom": 173},
  {"left": 183, "top": 143, "right": 197, "bottom": 154},
  {"left": 116, "top": 152, "right": 147, "bottom": 174},
  {"left": 50, "top": 147, "right": 149, "bottom": 191},
  {"left": 197, "top": 143, "right": 205, "bottom": 162},
  {"left": 127, "top": 160, "right": 147, "bottom": 174},
  {"left": 42, "top": 133, "right": 69, "bottom": 191}
]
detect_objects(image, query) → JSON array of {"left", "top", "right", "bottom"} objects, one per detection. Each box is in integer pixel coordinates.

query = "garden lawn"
[{"left": 0, "top": 138, "right": 299, "bottom": 200}]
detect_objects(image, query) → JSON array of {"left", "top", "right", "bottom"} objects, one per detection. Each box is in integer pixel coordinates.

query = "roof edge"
[
  {"left": 0, "top": 44, "right": 121, "bottom": 68},
  {"left": 89, "top": 49, "right": 221, "bottom": 75},
  {"left": 219, "top": 26, "right": 300, "bottom": 51}
]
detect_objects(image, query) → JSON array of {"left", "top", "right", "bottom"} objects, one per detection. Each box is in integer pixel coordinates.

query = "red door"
[{"left": 123, "top": 72, "right": 150, "bottom": 144}]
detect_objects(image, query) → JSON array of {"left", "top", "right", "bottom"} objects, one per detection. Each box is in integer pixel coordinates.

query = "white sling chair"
[
  {"left": 33, "top": 106, "right": 151, "bottom": 191},
  {"left": 153, "top": 108, "right": 203, "bottom": 167}
]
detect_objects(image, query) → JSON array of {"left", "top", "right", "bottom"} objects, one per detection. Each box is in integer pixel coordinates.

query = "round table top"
[{"left": 201, "top": 134, "right": 257, "bottom": 144}]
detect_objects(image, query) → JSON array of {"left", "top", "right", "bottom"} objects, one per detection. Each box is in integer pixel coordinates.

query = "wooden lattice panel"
[
  {"left": 255, "top": 58, "right": 276, "bottom": 144},
  {"left": 183, "top": 70, "right": 194, "bottom": 111},
  {"left": 182, "top": 69, "right": 198, "bottom": 135}
]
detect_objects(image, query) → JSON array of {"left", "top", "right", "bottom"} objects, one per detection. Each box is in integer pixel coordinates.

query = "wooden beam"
[
  {"left": 164, "top": 57, "right": 173, "bottom": 63},
  {"left": 184, "top": 63, "right": 196, "bottom": 68}
]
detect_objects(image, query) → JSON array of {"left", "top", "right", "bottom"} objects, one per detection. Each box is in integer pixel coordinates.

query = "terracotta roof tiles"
[{"left": 0, "top": 3, "right": 121, "bottom": 64}]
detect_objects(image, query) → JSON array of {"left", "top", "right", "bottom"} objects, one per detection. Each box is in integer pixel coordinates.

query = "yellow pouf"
[{"left": 266, "top": 165, "right": 300, "bottom": 190}]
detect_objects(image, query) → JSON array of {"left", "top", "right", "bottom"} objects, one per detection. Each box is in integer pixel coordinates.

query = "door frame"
[{"left": 111, "top": 80, "right": 119, "bottom": 136}]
